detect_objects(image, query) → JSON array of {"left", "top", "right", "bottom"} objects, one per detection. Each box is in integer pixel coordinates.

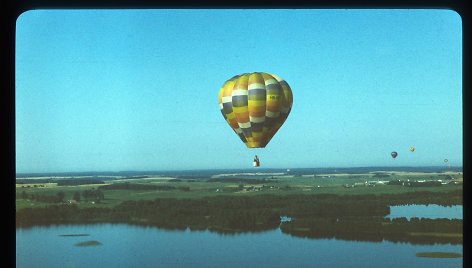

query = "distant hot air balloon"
[
  {"left": 391, "top": 151, "right": 398, "bottom": 159},
  {"left": 218, "top": 72, "right": 293, "bottom": 151},
  {"left": 444, "top": 159, "right": 450, "bottom": 169},
  {"left": 409, "top": 146, "right": 415, "bottom": 152}
]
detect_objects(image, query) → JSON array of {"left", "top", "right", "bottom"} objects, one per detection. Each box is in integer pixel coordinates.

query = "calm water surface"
[
  {"left": 16, "top": 223, "right": 462, "bottom": 268},
  {"left": 387, "top": 205, "right": 463, "bottom": 220}
]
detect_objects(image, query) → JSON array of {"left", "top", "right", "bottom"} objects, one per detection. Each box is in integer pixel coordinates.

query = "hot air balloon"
[
  {"left": 391, "top": 151, "right": 398, "bottom": 159},
  {"left": 218, "top": 72, "right": 293, "bottom": 166},
  {"left": 409, "top": 146, "right": 415, "bottom": 152},
  {"left": 444, "top": 159, "right": 450, "bottom": 169}
]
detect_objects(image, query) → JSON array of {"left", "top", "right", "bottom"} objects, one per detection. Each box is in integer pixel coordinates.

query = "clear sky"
[{"left": 15, "top": 9, "right": 462, "bottom": 173}]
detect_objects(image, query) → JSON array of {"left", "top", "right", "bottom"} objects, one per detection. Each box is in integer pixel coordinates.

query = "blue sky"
[{"left": 15, "top": 9, "right": 462, "bottom": 173}]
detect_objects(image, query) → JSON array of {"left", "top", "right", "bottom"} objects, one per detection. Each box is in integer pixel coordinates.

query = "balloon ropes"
[{"left": 218, "top": 72, "right": 293, "bottom": 167}]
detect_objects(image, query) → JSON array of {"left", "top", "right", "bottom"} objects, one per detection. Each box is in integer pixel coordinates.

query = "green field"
[{"left": 16, "top": 171, "right": 463, "bottom": 210}]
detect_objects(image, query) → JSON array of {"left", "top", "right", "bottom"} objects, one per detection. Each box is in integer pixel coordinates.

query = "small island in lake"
[
  {"left": 59, "top": 234, "right": 90, "bottom": 237},
  {"left": 74, "top": 240, "right": 102, "bottom": 247},
  {"left": 416, "top": 252, "right": 462, "bottom": 258}
]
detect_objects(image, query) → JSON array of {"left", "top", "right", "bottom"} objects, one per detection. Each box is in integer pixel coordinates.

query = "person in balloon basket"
[{"left": 253, "top": 155, "right": 260, "bottom": 167}]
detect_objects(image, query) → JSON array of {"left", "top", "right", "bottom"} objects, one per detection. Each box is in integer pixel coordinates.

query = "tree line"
[
  {"left": 98, "top": 182, "right": 190, "bottom": 192},
  {"left": 280, "top": 216, "right": 462, "bottom": 245},
  {"left": 56, "top": 179, "right": 105, "bottom": 186},
  {"left": 16, "top": 194, "right": 462, "bottom": 245},
  {"left": 17, "top": 189, "right": 105, "bottom": 203},
  {"left": 17, "top": 191, "right": 462, "bottom": 239}
]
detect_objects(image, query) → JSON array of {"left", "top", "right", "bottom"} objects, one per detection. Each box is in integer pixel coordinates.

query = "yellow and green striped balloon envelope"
[{"left": 218, "top": 72, "right": 293, "bottom": 148}]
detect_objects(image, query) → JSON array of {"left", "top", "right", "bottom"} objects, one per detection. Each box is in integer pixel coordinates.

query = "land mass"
[{"left": 16, "top": 167, "right": 463, "bottom": 245}]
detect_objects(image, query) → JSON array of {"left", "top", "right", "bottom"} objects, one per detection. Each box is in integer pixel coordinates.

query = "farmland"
[{"left": 16, "top": 168, "right": 463, "bottom": 210}]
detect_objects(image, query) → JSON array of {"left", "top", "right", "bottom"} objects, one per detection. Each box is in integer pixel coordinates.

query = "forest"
[{"left": 16, "top": 191, "right": 462, "bottom": 244}]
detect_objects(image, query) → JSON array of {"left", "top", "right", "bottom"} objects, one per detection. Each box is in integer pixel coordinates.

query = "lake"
[
  {"left": 16, "top": 223, "right": 462, "bottom": 268},
  {"left": 387, "top": 205, "right": 463, "bottom": 220}
]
